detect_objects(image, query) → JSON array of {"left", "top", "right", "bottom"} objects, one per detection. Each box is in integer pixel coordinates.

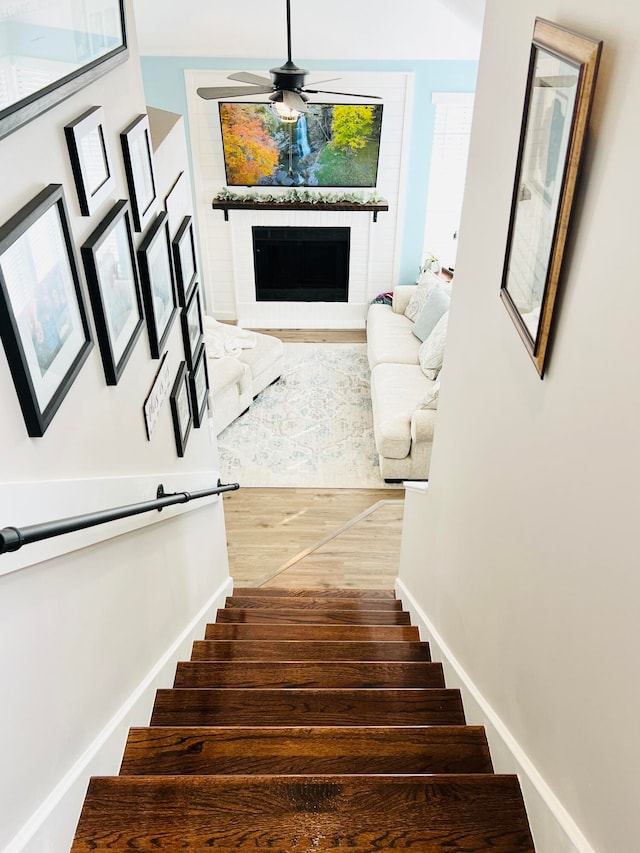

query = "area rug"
[{"left": 216, "top": 343, "right": 400, "bottom": 489}]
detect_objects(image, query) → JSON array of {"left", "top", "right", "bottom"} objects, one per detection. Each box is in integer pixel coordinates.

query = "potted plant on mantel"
[{"left": 211, "top": 188, "right": 389, "bottom": 221}]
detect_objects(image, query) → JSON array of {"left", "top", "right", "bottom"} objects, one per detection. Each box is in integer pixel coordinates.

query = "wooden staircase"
[{"left": 71, "top": 587, "right": 536, "bottom": 851}]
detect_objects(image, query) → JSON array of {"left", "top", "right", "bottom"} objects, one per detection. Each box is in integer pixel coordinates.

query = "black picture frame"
[
  {"left": 81, "top": 200, "right": 145, "bottom": 384},
  {"left": 65, "top": 106, "right": 115, "bottom": 216},
  {"left": 170, "top": 360, "right": 192, "bottom": 457},
  {"left": 0, "top": 184, "right": 93, "bottom": 436},
  {"left": 181, "top": 284, "right": 204, "bottom": 371},
  {"left": 189, "top": 342, "right": 209, "bottom": 429},
  {"left": 0, "top": 1, "right": 128, "bottom": 141},
  {"left": 172, "top": 215, "right": 198, "bottom": 306},
  {"left": 136, "top": 211, "right": 177, "bottom": 359},
  {"left": 120, "top": 113, "right": 158, "bottom": 233}
]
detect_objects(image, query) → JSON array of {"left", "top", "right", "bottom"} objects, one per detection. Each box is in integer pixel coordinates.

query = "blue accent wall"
[{"left": 140, "top": 56, "right": 477, "bottom": 284}]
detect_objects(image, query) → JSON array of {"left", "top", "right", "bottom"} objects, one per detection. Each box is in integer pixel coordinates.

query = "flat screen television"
[{"left": 218, "top": 102, "right": 383, "bottom": 188}]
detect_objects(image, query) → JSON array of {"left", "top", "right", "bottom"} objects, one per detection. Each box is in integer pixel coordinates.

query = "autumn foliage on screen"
[{"left": 218, "top": 102, "right": 383, "bottom": 188}]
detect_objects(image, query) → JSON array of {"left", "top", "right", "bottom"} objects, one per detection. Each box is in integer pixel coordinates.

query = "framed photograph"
[
  {"left": 500, "top": 18, "right": 602, "bottom": 377},
  {"left": 164, "top": 172, "right": 191, "bottom": 238},
  {"left": 0, "top": 184, "right": 93, "bottom": 436},
  {"left": 189, "top": 342, "right": 210, "bottom": 429},
  {"left": 0, "top": 1, "right": 128, "bottom": 141},
  {"left": 181, "top": 284, "right": 204, "bottom": 371},
  {"left": 170, "top": 361, "right": 192, "bottom": 457},
  {"left": 81, "top": 200, "right": 144, "bottom": 384},
  {"left": 143, "top": 350, "right": 171, "bottom": 440},
  {"left": 137, "top": 211, "right": 177, "bottom": 359},
  {"left": 65, "top": 106, "right": 115, "bottom": 216},
  {"left": 120, "top": 113, "right": 158, "bottom": 233},
  {"left": 172, "top": 215, "right": 198, "bottom": 306}
]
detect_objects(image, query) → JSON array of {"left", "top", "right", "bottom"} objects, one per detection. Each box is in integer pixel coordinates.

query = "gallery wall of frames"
[{"left": 0, "top": 102, "right": 208, "bottom": 457}]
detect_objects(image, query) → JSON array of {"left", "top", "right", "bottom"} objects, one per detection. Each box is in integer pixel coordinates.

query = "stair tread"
[
  {"left": 174, "top": 660, "right": 444, "bottom": 689},
  {"left": 205, "top": 623, "right": 419, "bottom": 641},
  {"left": 71, "top": 775, "right": 535, "bottom": 852},
  {"left": 191, "top": 640, "right": 430, "bottom": 661},
  {"left": 149, "top": 687, "right": 465, "bottom": 727},
  {"left": 215, "top": 609, "right": 412, "bottom": 625},
  {"left": 120, "top": 725, "right": 493, "bottom": 776},
  {"left": 225, "top": 596, "right": 403, "bottom": 611},
  {"left": 233, "top": 587, "right": 397, "bottom": 599}
]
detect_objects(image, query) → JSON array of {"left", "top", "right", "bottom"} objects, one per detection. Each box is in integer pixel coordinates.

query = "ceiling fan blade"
[
  {"left": 228, "top": 71, "right": 274, "bottom": 86},
  {"left": 305, "top": 77, "right": 341, "bottom": 86},
  {"left": 197, "top": 85, "right": 275, "bottom": 100},
  {"left": 303, "top": 88, "right": 382, "bottom": 100},
  {"left": 282, "top": 89, "right": 308, "bottom": 113}
]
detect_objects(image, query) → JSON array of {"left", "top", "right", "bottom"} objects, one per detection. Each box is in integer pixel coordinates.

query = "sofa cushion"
[
  {"left": 370, "top": 362, "right": 436, "bottom": 458},
  {"left": 412, "top": 284, "right": 450, "bottom": 342},
  {"left": 418, "top": 311, "right": 449, "bottom": 380},
  {"left": 404, "top": 269, "right": 443, "bottom": 322},
  {"left": 367, "top": 303, "right": 422, "bottom": 368}
]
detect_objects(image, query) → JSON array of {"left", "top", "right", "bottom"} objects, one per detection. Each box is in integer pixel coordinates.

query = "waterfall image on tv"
[{"left": 218, "top": 102, "right": 383, "bottom": 188}]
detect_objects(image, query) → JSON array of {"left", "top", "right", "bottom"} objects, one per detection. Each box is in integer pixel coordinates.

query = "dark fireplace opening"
[{"left": 252, "top": 226, "right": 350, "bottom": 302}]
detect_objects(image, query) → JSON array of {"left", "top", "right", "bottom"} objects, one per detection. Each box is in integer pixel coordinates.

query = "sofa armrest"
[
  {"left": 411, "top": 408, "right": 437, "bottom": 443},
  {"left": 392, "top": 285, "right": 417, "bottom": 315}
]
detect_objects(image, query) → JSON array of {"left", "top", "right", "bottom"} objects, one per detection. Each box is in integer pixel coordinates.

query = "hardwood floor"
[{"left": 221, "top": 330, "right": 403, "bottom": 591}]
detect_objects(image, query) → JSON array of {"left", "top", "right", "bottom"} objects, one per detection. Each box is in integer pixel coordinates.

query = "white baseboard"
[
  {"left": 6, "top": 576, "right": 233, "bottom": 853},
  {"left": 395, "top": 578, "right": 596, "bottom": 853}
]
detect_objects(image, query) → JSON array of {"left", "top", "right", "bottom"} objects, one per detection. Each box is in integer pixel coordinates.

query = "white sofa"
[
  {"left": 366, "top": 276, "right": 449, "bottom": 481},
  {"left": 206, "top": 323, "right": 284, "bottom": 435}
]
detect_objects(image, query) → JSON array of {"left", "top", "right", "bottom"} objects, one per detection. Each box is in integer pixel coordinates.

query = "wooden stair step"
[
  {"left": 215, "top": 608, "right": 411, "bottom": 625},
  {"left": 205, "top": 623, "right": 419, "bottom": 641},
  {"left": 71, "top": 775, "right": 535, "bottom": 852},
  {"left": 174, "top": 660, "right": 444, "bottom": 689},
  {"left": 224, "top": 595, "right": 404, "bottom": 611},
  {"left": 149, "top": 688, "right": 465, "bottom": 726},
  {"left": 191, "top": 639, "right": 430, "bottom": 661},
  {"left": 233, "top": 587, "right": 397, "bottom": 599},
  {"left": 120, "top": 725, "right": 493, "bottom": 776}
]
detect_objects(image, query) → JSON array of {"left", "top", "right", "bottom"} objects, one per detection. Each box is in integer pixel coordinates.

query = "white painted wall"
[
  {"left": 398, "top": 2, "right": 640, "bottom": 852},
  {"left": 0, "top": 2, "right": 231, "bottom": 849}
]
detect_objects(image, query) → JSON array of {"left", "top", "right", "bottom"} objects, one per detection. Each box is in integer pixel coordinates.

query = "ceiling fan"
[{"left": 196, "top": 0, "right": 381, "bottom": 120}]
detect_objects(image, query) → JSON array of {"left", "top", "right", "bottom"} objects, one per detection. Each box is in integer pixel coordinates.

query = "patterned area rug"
[{"left": 217, "top": 343, "right": 399, "bottom": 488}]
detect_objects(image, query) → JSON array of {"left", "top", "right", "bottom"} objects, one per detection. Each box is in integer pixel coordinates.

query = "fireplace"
[{"left": 252, "top": 226, "right": 350, "bottom": 302}]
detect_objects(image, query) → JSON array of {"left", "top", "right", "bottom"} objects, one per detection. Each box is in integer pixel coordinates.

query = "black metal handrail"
[{"left": 0, "top": 480, "right": 239, "bottom": 555}]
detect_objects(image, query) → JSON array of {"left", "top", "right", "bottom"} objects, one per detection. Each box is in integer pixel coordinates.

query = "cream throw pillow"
[
  {"left": 418, "top": 311, "right": 448, "bottom": 379},
  {"left": 404, "top": 269, "right": 442, "bottom": 322},
  {"left": 417, "top": 378, "right": 440, "bottom": 410}
]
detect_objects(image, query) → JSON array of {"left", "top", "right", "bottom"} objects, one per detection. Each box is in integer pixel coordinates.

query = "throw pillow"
[
  {"left": 412, "top": 284, "right": 450, "bottom": 342},
  {"left": 417, "top": 378, "right": 441, "bottom": 410},
  {"left": 404, "top": 269, "right": 441, "bottom": 322},
  {"left": 418, "top": 311, "right": 449, "bottom": 379}
]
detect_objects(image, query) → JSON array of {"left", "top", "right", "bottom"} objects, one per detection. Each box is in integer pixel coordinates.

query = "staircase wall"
[{"left": 398, "top": 3, "right": 640, "bottom": 853}]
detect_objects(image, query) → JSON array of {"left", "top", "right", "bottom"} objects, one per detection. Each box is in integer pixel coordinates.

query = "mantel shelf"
[{"left": 211, "top": 200, "right": 389, "bottom": 223}]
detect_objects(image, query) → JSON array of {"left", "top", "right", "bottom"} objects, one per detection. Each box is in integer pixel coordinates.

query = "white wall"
[
  {"left": 398, "top": 2, "right": 640, "bottom": 852},
  {"left": 0, "top": 2, "right": 231, "bottom": 850}
]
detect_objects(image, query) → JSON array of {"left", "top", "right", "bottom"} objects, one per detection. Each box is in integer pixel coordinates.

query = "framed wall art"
[
  {"left": 172, "top": 215, "right": 198, "bottom": 306},
  {"left": 120, "top": 113, "right": 158, "bottom": 232},
  {"left": 164, "top": 171, "right": 191, "bottom": 238},
  {"left": 170, "top": 360, "right": 192, "bottom": 457},
  {"left": 143, "top": 351, "right": 171, "bottom": 440},
  {"left": 136, "top": 211, "right": 177, "bottom": 359},
  {"left": 0, "top": 0, "right": 128, "bottom": 141},
  {"left": 500, "top": 18, "right": 602, "bottom": 377},
  {"left": 0, "top": 184, "right": 93, "bottom": 436},
  {"left": 181, "top": 284, "right": 204, "bottom": 371},
  {"left": 81, "top": 200, "right": 144, "bottom": 384},
  {"left": 65, "top": 106, "right": 115, "bottom": 216},
  {"left": 189, "top": 342, "right": 209, "bottom": 429}
]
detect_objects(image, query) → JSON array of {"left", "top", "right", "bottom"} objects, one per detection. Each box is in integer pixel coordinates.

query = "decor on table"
[
  {"left": 501, "top": 18, "right": 602, "bottom": 377},
  {"left": 143, "top": 351, "right": 171, "bottom": 440},
  {"left": 170, "top": 361, "right": 192, "bottom": 457},
  {"left": 81, "top": 200, "right": 144, "bottom": 385},
  {"left": 64, "top": 106, "right": 115, "bottom": 216},
  {"left": 120, "top": 113, "right": 158, "bottom": 233},
  {"left": 0, "top": 184, "right": 93, "bottom": 436},
  {"left": 181, "top": 285, "right": 204, "bottom": 370},
  {"left": 136, "top": 211, "right": 177, "bottom": 358},
  {"left": 172, "top": 216, "right": 198, "bottom": 306},
  {"left": 189, "top": 342, "right": 210, "bottom": 428},
  {"left": 0, "top": 0, "right": 127, "bottom": 141}
]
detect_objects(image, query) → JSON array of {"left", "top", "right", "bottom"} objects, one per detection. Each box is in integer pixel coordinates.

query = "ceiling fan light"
[{"left": 269, "top": 99, "right": 301, "bottom": 122}]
